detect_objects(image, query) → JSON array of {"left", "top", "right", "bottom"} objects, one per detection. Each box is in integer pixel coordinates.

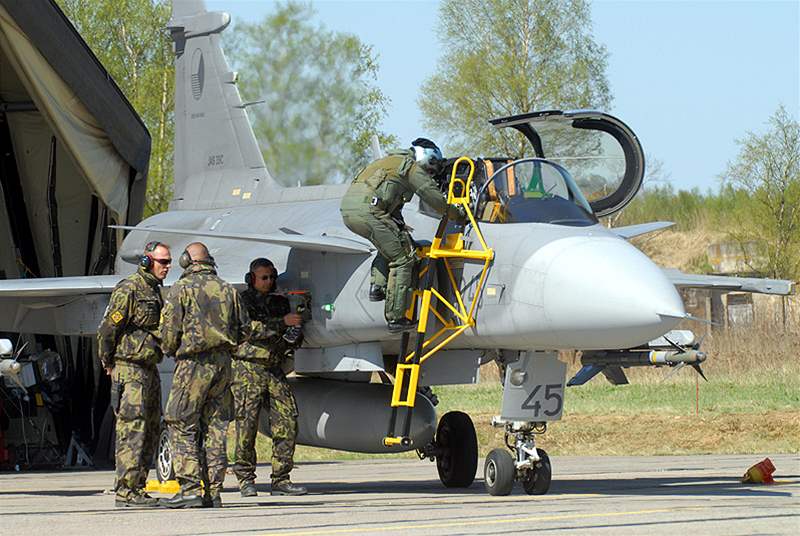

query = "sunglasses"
[
  {"left": 152, "top": 258, "right": 172, "bottom": 265},
  {"left": 258, "top": 274, "right": 277, "bottom": 281}
]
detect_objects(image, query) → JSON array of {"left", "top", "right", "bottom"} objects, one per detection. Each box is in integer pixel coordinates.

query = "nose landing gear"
[{"left": 484, "top": 419, "right": 551, "bottom": 496}]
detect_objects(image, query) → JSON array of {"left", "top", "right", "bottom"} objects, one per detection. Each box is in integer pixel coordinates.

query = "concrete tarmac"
[{"left": 1, "top": 454, "right": 798, "bottom": 535}]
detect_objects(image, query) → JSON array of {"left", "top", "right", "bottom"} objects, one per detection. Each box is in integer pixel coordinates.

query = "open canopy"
[{"left": 490, "top": 110, "right": 645, "bottom": 217}]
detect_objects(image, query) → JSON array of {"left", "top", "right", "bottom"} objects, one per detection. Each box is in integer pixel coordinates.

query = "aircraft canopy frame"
[{"left": 489, "top": 110, "right": 645, "bottom": 217}]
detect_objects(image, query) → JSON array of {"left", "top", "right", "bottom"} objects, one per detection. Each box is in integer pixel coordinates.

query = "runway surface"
[{"left": 1, "top": 454, "right": 798, "bottom": 535}]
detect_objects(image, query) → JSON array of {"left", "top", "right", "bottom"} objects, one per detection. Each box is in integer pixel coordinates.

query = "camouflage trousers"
[
  {"left": 164, "top": 352, "right": 233, "bottom": 497},
  {"left": 231, "top": 359, "right": 298, "bottom": 486},
  {"left": 342, "top": 209, "right": 416, "bottom": 322},
  {"left": 112, "top": 361, "right": 161, "bottom": 499}
]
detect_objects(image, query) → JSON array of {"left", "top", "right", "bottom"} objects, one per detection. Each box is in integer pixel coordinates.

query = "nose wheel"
[
  {"left": 521, "top": 449, "right": 551, "bottom": 495},
  {"left": 484, "top": 420, "right": 552, "bottom": 496},
  {"left": 484, "top": 448, "right": 515, "bottom": 495}
]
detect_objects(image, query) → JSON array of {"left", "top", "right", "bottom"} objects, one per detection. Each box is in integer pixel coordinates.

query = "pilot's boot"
[
  {"left": 271, "top": 480, "right": 307, "bottom": 496},
  {"left": 387, "top": 318, "right": 416, "bottom": 333},
  {"left": 369, "top": 284, "right": 386, "bottom": 302},
  {"left": 240, "top": 480, "right": 258, "bottom": 497},
  {"left": 158, "top": 491, "right": 204, "bottom": 509}
]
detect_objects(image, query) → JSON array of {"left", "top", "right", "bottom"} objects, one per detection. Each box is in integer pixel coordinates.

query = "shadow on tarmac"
[{"left": 288, "top": 475, "right": 797, "bottom": 498}]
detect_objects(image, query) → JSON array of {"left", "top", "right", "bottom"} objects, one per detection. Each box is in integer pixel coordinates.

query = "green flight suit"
[
  {"left": 231, "top": 288, "right": 300, "bottom": 487},
  {"left": 96, "top": 266, "right": 163, "bottom": 500},
  {"left": 160, "top": 263, "right": 252, "bottom": 500},
  {"left": 340, "top": 150, "right": 462, "bottom": 322}
]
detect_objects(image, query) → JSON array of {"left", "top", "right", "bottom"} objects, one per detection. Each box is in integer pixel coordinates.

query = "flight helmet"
[{"left": 411, "top": 137, "right": 444, "bottom": 173}]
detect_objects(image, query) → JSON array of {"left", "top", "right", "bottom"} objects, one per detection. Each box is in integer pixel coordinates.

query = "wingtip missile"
[{"left": 574, "top": 342, "right": 708, "bottom": 385}]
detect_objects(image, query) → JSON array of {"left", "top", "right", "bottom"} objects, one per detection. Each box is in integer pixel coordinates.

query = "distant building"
[{"left": 680, "top": 241, "right": 797, "bottom": 331}]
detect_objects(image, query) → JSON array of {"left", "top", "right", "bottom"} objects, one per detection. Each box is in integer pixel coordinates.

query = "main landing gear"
[
  {"left": 156, "top": 426, "right": 175, "bottom": 483},
  {"left": 484, "top": 420, "right": 551, "bottom": 496},
  {"left": 418, "top": 411, "right": 479, "bottom": 488}
]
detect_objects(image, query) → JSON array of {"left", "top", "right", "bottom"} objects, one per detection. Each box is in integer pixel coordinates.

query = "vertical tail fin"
[{"left": 167, "top": 0, "right": 279, "bottom": 210}]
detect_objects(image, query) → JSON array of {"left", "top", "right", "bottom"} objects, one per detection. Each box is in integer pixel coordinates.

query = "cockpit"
[
  {"left": 428, "top": 110, "right": 646, "bottom": 226},
  {"left": 473, "top": 158, "right": 596, "bottom": 226}
]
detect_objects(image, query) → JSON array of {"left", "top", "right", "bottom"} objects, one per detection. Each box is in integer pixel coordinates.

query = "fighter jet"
[{"left": 0, "top": 0, "right": 793, "bottom": 496}]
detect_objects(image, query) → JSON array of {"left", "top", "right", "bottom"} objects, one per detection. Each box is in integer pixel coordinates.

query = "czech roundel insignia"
[{"left": 110, "top": 311, "right": 124, "bottom": 324}]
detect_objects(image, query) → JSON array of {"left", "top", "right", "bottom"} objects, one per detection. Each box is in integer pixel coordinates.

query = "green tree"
[
  {"left": 56, "top": 0, "right": 174, "bottom": 217},
  {"left": 225, "top": 2, "right": 396, "bottom": 186},
  {"left": 723, "top": 105, "right": 800, "bottom": 280},
  {"left": 420, "top": 0, "right": 611, "bottom": 158}
]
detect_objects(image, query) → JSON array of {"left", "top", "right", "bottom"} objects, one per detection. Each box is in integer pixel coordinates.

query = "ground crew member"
[
  {"left": 232, "top": 258, "right": 307, "bottom": 496},
  {"left": 340, "top": 138, "right": 465, "bottom": 332},
  {"left": 158, "top": 242, "right": 251, "bottom": 509},
  {"left": 97, "top": 241, "right": 171, "bottom": 508}
]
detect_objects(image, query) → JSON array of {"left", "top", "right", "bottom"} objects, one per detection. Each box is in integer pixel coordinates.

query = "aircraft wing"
[
  {"left": 0, "top": 275, "right": 123, "bottom": 298},
  {"left": 0, "top": 275, "right": 123, "bottom": 335},
  {"left": 611, "top": 221, "right": 675, "bottom": 239},
  {"left": 663, "top": 268, "right": 794, "bottom": 295},
  {"left": 110, "top": 225, "right": 373, "bottom": 254}
]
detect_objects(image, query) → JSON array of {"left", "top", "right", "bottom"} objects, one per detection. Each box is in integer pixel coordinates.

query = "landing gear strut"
[{"left": 484, "top": 420, "right": 551, "bottom": 496}]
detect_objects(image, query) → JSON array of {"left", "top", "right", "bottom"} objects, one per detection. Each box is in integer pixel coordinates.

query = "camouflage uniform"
[
  {"left": 340, "top": 150, "right": 462, "bottom": 322},
  {"left": 160, "top": 262, "right": 253, "bottom": 500},
  {"left": 232, "top": 288, "right": 300, "bottom": 487},
  {"left": 97, "top": 266, "right": 163, "bottom": 501}
]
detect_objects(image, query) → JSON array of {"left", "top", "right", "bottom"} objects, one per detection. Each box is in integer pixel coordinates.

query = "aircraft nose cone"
[{"left": 515, "top": 235, "right": 685, "bottom": 349}]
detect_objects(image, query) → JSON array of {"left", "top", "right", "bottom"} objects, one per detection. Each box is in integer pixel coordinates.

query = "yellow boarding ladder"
[{"left": 384, "top": 157, "right": 494, "bottom": 447}]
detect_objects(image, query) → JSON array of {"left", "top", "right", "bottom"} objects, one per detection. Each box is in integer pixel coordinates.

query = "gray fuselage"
[{"left": 118, "top": 184, "right": 685, "bottom": 354}]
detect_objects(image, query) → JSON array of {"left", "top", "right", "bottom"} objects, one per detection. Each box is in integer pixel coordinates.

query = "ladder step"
[{"left": 390, "top": 363, "right": 420, "bottom": 407}]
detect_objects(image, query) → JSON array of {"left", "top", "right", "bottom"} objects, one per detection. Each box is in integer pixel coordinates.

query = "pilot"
[
  {"left": 231, "top": 258, "right": 306, "bottom": 496},
  {"left": 97, "top": 240, "right": 171, "bottom": 508},
  {"left": 340, "top": 138, "right": 465, "bottom": 332},
  {"left": 159, "top": 242, "right": 253, "bottom": 509}
]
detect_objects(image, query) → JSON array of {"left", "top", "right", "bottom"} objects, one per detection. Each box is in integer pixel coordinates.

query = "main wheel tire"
[
  {"left": 522, "top": 448, "right": 552, "bottom": 495},
  {"left": 435, "top": 411, "right": 478, "bottom": 488},
  {"left": 484, "top": 448, "right": 515, "bottom": 496},
  {"left": 156, "top": 427, "right": 175, "bottom": 483}
]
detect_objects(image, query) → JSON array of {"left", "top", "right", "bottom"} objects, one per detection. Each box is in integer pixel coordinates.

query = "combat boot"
[
  {"left": 387, "top": 318, "right": 416, "bottom": 333},
  {"left": 203, "top": 493, "right": 223, "bottom": 508},
  {"left": 115, "top": 491, "right": 159, "bottom": 508},
  {"left": 271, "top": 480, "right": 307, "bottom": 496},
  {"left": 369, "top": 284, "right": 386, "bottom": 302},
  {"left": 240, "top": 481, "right": 258, "bottom": 497},
  {"left": 158, "top": 491, "right": 204, "bottom": 509}
]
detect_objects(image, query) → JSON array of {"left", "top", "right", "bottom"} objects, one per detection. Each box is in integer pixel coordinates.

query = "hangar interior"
[{"left": 0, "top": 0, "right": 149, "bottom": 467}]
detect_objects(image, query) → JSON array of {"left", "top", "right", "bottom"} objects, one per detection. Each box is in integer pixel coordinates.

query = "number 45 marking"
[{"left": 521, "top": 384, "right": 563, "bottom": 417}]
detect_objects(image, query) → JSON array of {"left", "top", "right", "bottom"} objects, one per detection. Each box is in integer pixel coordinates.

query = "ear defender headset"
[
  {"left": 178, "top": 249, "right": 193, "bottom": 269},
  {"left": 139, "top": 241, "right": 162, "bottom": 269},
  {"left": 178, "top": 248, "right": 217, "bottom": 269},
  {"left": 245, "top": 258, "right": 274, "bottom": 287}
]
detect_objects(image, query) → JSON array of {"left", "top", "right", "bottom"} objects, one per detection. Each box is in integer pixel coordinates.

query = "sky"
[{"left": 207, "top": 0, "right": 800, "bottom": 192}]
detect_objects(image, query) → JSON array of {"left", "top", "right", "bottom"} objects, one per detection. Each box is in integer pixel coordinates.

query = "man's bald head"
[
  {"left": 180, "top": 242, "right": 214, "bottom": 268},
  {"left": 185, "top": 242, "right": 210, "bottom": 261}
]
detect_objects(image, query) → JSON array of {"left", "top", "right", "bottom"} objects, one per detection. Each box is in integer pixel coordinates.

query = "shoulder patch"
[{"left": 110, "top": 311, "right": 124, "bottom": 324}]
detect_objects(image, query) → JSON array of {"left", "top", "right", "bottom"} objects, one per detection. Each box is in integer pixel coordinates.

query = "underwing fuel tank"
[{"left": 259, "top": 378, "right": 437, "bottom": 453}]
